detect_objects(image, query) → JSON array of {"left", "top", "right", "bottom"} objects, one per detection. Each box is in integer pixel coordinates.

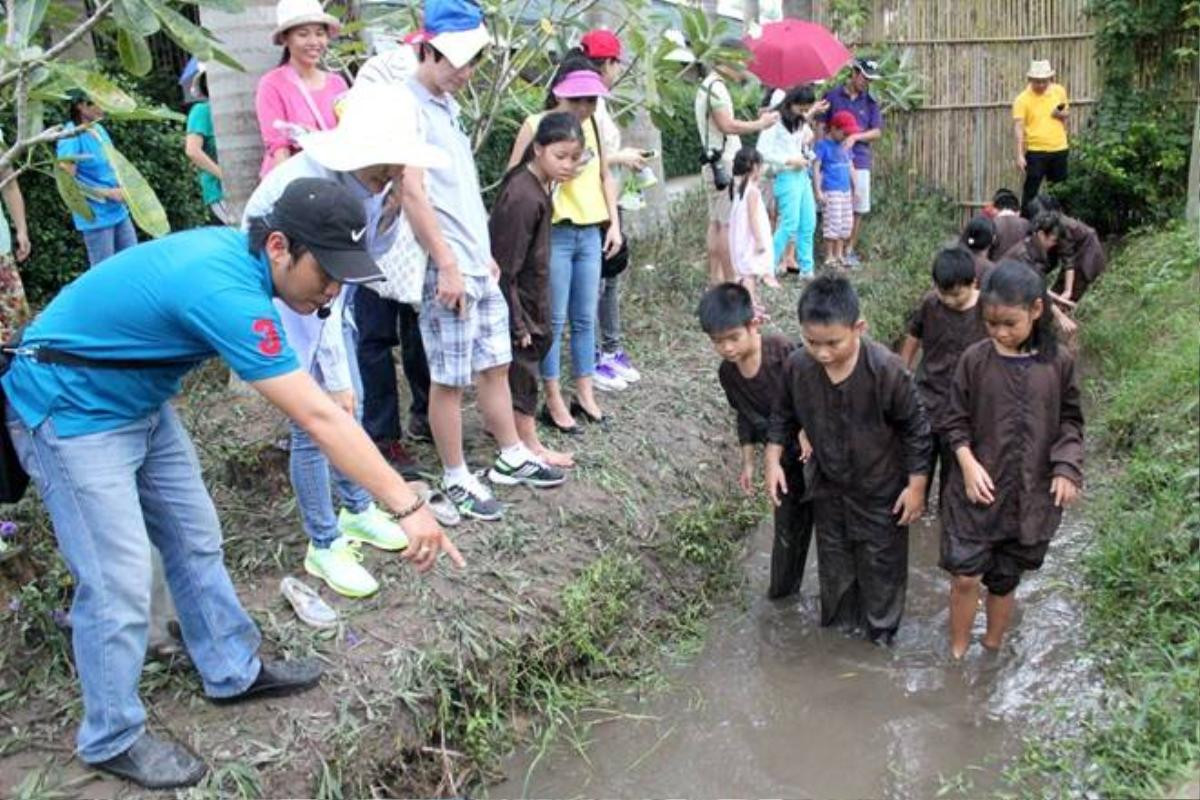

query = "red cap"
[
  {"left": 581, "top": 29, "right": 623, "bottom": 61},
  {"left": 829, "top": 110, "right": 860, "bottom": 134}
]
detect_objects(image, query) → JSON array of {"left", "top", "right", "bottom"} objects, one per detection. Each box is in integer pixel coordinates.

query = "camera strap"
[{"left": 702, "top": 76, "right": 728, "bottom": 159}]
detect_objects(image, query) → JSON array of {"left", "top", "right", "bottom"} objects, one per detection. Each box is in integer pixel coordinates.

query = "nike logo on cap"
[{"left": 350, "top": 226, "right": 367, "bottom": 243}]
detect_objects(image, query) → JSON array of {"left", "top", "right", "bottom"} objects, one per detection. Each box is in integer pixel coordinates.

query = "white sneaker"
[
  {"left": 593, "top": 361, "right": 628, "bottom": 392},
  {"left": 604, "top": 349, "right": 641, "bottom": 383}
]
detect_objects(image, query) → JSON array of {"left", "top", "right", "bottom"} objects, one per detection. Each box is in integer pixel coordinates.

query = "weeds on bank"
[{"left": 1001, "top": 223, "right": 1200, "bottom": 797}]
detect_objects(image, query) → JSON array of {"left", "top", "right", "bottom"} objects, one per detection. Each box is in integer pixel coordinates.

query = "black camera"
[{"left": 700, "top": 149, "right": 731, "bottom": 191}]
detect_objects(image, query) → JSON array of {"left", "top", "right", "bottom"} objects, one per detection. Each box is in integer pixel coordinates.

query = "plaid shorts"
[
  {"left": 821, "top": 190, "right": 854, "bottom": 240},
  {"left": 419, "top": 265, "right": 512, "bottom": 387}
]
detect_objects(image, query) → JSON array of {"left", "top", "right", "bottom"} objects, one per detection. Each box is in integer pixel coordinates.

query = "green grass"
[{"left": 1004, "top": 222, "right": 1200, "bottom": 797}]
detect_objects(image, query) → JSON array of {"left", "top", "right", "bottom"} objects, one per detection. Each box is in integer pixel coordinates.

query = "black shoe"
[
  {"left": 488, "top": 454, "right": 567, "bottom": 488},
  {"left": 212, "top": 658, "right": 322, "bottom": 705},
  {"left": 537, "top": 406, "right": 582, "bottom": 436},
  {"left": 93, "top": 733, "right": 208, "bottom": 789},
  {"left": 569, "top": 399, "right": 606, "bottom": 426},
  {"left": 406, "top": 416, "right": 433, "bottom": 443}
]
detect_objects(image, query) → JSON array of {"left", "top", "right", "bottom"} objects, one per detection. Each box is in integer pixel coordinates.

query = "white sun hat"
[
  {"left": 296, "top": 84, "right": 450, "bottom": 171},
  {"left": 272, "top": 0, "right": 341, "bottom": 46},
  {"left": 1027, "top": 59, "right": 1055, "bottom": 80},
  {"left": 663, "top": 29, "right": 696, "bottom": 63}
]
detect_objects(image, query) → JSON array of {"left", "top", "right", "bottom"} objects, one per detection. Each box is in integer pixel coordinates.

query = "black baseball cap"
[
  {"left": 853, "top": 58, "right": 881, "bottom": 80},
  {"left": 270, "top": 177, "right": 382, "bottom": 285}
]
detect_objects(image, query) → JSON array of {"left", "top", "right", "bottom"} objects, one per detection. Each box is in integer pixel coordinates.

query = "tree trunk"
[
  {"left": 1187, "top": 103, "right": 1199, "bottom": 236},
  {"left": 782, "top": 0, "right": 814, "bottom": 19},
  {"left": 743, "top": 0, "right": 760, "bottom": 30},
  {"left": 199, "top": 0, "right": 278, "bottom": 221}
]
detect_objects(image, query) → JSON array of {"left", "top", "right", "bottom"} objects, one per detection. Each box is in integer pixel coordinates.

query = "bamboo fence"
[{"left": 802, "top": 0, "right": 1139, "bottom": 213}]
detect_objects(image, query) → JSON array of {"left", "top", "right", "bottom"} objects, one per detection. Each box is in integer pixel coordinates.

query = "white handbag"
[{"left": 370, "top": 216, "right": 429, "bottom": 306}]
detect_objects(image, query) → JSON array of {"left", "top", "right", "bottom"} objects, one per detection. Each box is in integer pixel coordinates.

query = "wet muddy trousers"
[
  {"left": 813, "top": 495, "right": 909, "bottom": 643},
  {"left": 768, "top": 460, "right": 815, "bottom": 599}
]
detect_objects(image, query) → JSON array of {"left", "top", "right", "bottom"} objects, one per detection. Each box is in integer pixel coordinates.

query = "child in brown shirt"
[
  {"left": 987, "top": 188, "right": 1029, "bottom": 261},
  {"left": 941, "top": 260, "right": 1084, "bottom": 659},
  {"left": 766, "top": 276, "right": 931, "bottom": 644},
  {"left": 490, "top": 112, "right": 585, "bottom": 468},
  {"left": 960, "top": 216, "right": 996, "bottom": 281},
  {"left": 899, "top": 247, "right": 989, "bottom": 500},
  {"left": 699, "top": 283, "right": 813, "bottom": 599}
]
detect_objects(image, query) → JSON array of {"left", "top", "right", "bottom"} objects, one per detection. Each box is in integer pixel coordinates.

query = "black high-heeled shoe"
[
  {"left": 538, "top": 405, "right": 582, "bottom": 436},
  {"left": 569, "top": 398, "right": 606, "bottom": 426}
]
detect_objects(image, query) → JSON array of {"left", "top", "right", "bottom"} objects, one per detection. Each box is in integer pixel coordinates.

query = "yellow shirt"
[
  {"left": 1012, "top": 84, "right": 1069, "bottom": 153},
  {"left": 525, "top": 112, "right": 609, "bottom": 226}
]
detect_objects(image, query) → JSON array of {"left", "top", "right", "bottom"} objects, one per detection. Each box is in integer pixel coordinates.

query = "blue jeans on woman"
[
  {"left": 6, "top": 402, "right": 262, "bottom": 763},
  {"left": 81, "top": 216, "right": 138, "bottom": 267},
  {"left": 289, "top": 302, "right": 373, "bottom": 548},
  {"left": 541, "top": 223, "right": 602, "bottom": 382},
  {"left": 772, "top": 170, "right": 817, "bottom": 274}
]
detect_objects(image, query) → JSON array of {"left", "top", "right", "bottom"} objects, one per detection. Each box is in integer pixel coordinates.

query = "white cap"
[
  {"left": 296, "top": 84, "right": 450, "bottom": 171},
  {"left": 273, "top": 0, "right": 341, "bottom": 46},
  {"left": 427, "top": 24, "right": 491, "bottom": 68},
  {"left": 662, "top": 29, "right": 696, "bottom": 64}
]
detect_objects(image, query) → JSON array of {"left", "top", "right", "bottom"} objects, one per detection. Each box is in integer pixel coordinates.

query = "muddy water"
[{"left": 492, "top": 514, "right": 1101, "bottom": 799}]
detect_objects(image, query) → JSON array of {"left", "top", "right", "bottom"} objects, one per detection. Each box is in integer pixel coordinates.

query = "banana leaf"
[
  {"left": 53, "top": 165, "right": 94, "bottom": 222},
  {"left": 101, "top": 142, "right": 170, "bottom": 238},
  {"left": 116, "top": 29, "right": 153, "bottom": 77}
]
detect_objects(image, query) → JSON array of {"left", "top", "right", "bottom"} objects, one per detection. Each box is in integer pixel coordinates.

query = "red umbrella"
[{"left": 744, "top": 19, "right": 853, "bottom": 89}]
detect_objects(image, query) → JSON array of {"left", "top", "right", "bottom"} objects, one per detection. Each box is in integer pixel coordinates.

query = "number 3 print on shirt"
[{"left": 252, "top": 318, "right": 283, "bottom": 357}]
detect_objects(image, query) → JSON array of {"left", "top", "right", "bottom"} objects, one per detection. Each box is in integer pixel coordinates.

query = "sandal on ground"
[{"left": 280, "top": 576, "right": 339, "bottom": 629}]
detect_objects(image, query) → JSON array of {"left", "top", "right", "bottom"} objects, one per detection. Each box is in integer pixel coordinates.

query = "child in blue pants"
[{"left": 758, "top": 86, "right": 825, "bottom": 276}]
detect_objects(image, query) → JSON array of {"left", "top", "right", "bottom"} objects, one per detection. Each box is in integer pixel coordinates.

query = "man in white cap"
[
  {"left": 399, "top": 0, "right": 566, "bottom": 522},
  {"left": 242, "top": 84, "right": 450, "bottom": 598},
  {"left": 1013, "top": 59, "right": 1070, "bottom": 213}
]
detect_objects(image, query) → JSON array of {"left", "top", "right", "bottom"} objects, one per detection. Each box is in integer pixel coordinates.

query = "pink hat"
[{"left": 552, "top": 69, "right": 610, "bottom": 99}]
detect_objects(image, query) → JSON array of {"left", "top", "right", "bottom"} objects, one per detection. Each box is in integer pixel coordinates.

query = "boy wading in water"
[
  {"left": 940, "top": 260, "right": 1083, "bottom": 659},
  {"left": 699, "top": 283, "right": 814, "bottom": 599},
  {"left": 766, "top": 276, "right": 931, "bottom": 644}
]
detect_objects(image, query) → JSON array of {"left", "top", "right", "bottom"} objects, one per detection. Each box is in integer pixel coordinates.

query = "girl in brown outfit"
[
  {"left": 489, "top": 112, "right": 585, "bottom": 468},
  {"left": 940, "top": 260, "right": 1084, "bottom": 659}
]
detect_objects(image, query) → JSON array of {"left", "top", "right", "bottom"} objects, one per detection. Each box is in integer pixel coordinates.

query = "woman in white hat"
[
  {"left": 1012, "top": 59, "right": 1070, "bottom": 213},
  {"left": 255, "top": 0, "right": 348, "bottom": 177}
]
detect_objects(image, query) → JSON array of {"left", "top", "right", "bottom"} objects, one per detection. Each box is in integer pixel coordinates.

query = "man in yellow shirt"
[{"left": 1012, "top": 59, "right": 1070, "bottom": 214}]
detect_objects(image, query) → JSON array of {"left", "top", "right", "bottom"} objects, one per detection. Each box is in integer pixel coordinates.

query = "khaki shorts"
[{"left": 703, "top": 164, "right": 733, "bottom": 224}]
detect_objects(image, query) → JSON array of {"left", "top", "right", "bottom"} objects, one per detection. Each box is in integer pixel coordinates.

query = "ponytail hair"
[
  {"left": 960, "top": 215, "right": 996, "bottom": 253},
  {"left": 980, "top": 259, "right": 1059, "bottom": 361},
  {"left": 731, "top": 145, "right": 763, "bottom": 200}
]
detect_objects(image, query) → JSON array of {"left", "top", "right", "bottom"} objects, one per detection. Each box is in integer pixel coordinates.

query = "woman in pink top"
[{"left": 255, "top": 0, "right": 349, "bottom": 176}]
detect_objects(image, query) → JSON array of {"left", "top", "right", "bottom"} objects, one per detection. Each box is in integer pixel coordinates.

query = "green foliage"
[{"left": 1061, "top": 0, "right": 1200, "bottom": 235}]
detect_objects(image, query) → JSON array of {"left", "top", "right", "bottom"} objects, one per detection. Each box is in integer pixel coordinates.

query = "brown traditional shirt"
[
  {"left": 489, "top": 167, "right": 551, "bottom": 340},
  {"left": 769, "top": 339, "right": 932, "bottom": 503},
  {"left": 905, "top": 292, "right": 989, "bottom": 431},
  {"left": 1002, "top": 235, "right": 1052, "bottom": 276},
  {"left": 1059, "top": 215, "right": 1106, "bottom": 283},
  {"left": 989, "top": 213, "right": 1030, "bottom": 262},
  {"left": 719, "top": 334, "right": 798, "bottom": 448},
  {"left": 941, "top": 339, "right": 1084, "bottom": 544}
]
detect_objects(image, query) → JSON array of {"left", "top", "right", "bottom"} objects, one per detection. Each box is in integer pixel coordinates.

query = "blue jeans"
[
  {"left": 81, "top": 217, "right": 138, "bottom": 267},
  {"left": 6, "top": 402, "right": 261, "bottom": 762},
  {"left": 541, "top": 223, "right": 602, "bottom": 381},
  {"left": 772, "top": 170, "right": 817, "bottom": 274},
  {"left": 290, "top": 308, "right": 372, "bottom": 548}
]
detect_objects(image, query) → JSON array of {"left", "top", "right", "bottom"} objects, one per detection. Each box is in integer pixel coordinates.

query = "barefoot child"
[
  {"left": 699, "top": 283, "right": 814, "bottom": 599},
  {"left": 812, "top": 112, "right": 857, "bottom": 268},
  {"left": 899, "top": 247, "right": 989, "bottom": 501},
  {"left": 728, "top": 147, "right": 776, "bottom": 306},
  {"left": 766, "top": 276, "right": 931, "bottom": 643},
  {"left": 489, "top": 112, "right": 585, "bottom": 468},
  {"left": 940, "top": 260, "right": 1083, "bottom": 659}
]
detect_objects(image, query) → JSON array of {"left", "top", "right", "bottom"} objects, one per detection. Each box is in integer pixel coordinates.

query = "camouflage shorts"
[{"left": 0, "top": 252, "right": 30, "bottom": 343}]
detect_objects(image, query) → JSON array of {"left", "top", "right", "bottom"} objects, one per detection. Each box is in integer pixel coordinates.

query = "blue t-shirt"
[
  {"left": 821, "top": 84, "right": 883, "bottom": 169},
  {"left": 814, "top": 139, "right": 853, "bottom": 192},
  {"left": 3, "top": 227, "right": 300, "bottom": 436},
  {"left": 54, "top": 122, "right": 130, "bottom": 232}
]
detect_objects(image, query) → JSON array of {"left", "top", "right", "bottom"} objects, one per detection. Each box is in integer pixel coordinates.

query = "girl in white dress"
[{"left": 728, "top": 146, "right": 773, "bottom": 317}]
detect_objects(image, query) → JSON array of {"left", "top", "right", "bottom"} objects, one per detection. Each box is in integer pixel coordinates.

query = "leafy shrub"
[{"left": 1049, "top": 97, "right": 1193, "bottom": 236}]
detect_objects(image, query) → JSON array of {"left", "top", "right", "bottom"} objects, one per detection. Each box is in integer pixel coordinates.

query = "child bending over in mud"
[
  {"left": 699, "top": 283, "right": 813, "bottom": 599},
  {"left": 766, "top": 276, "right": 931, "bottom": 644},
  {"left": 939, "top": 260, "right": 1083, "bottom": 659}
]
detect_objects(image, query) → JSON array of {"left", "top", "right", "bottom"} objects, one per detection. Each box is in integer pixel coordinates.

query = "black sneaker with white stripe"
[
  {"left": 443, "top": 474, "right": 504, "bottom": 521},
  {"left": 487, "top": 454, "right": 566, "bottom": 488}
]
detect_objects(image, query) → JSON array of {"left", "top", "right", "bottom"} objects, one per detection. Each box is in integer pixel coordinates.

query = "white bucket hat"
[
  {"left": 662, "top": 29, "right": 696, "bottom": 64},
  {"left": 296, "top": 84, "right": 450, "bottom": 171},
  {"left": 273, "top": 0, "right": 341, "bottom": 46},
  {"left": 1027, "top": 59, "right": 1055, "bottom": 80}
]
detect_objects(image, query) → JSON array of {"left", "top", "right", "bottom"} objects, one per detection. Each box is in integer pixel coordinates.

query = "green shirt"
[{"left": 186, "top": 101, "right": 224, "bottom": 205}]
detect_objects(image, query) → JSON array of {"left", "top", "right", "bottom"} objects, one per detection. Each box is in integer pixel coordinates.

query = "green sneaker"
[
  {"left": 304, "top": 538, "right": 379, "bottom": 598},
  {"left": 338, "top": 504, "right": 409, "bottom": 552}
]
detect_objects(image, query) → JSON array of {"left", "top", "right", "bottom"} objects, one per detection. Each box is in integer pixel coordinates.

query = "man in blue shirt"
[
  {"left": 1, "top": 178, "right": 463, "bottom": 790},
  {"left": 55, "top": 90, "right": 138, "bottom": 266},
  {"left": 822, "top": 58, "right": 884, "bottom": 267}
]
